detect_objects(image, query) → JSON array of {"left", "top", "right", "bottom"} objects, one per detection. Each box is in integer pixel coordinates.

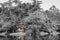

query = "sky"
[{"left": 0, "top": 0, "right": 60, "bottom": 10}]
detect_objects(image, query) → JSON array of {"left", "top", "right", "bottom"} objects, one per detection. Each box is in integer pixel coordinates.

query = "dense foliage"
[{"left": 0, "top": 0, "right": 60, "bottom": 40}]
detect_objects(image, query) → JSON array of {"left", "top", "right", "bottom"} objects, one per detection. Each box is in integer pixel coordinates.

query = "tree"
[{"left": 49, "top": 5, "right": 59, "bottom": 14}]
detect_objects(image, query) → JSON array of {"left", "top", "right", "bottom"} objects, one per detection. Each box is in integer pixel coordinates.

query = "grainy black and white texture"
[{"left": 0, "top": 0, "right": 60, "bottom": 40}]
